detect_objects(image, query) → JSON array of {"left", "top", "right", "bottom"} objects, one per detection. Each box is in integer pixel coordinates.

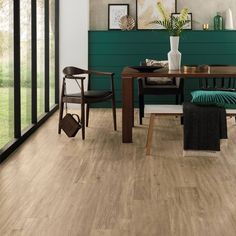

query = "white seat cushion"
[{"left": 145, "top": 59, "right": 174, "bottom": 85}]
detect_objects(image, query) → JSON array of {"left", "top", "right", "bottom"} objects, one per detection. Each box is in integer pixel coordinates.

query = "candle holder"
[{"left": 202, "top": 24, "right": 209, "bottom": 30}]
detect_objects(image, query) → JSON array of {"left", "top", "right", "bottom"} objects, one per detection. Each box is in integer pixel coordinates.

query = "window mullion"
[
  {"left": 44, "top": 0, "right": 49, "bottom": 112},
  {"left": 55, "top": 0, "right": 59, "bottom": 104},
  {"left": 14, "top": 0, "right": 21, "bottom": 138},
  {"left": 31, "top": 0, "right": 37, "bottom": 124}
]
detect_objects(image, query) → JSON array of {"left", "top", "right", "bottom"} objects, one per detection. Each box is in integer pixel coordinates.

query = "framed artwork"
[
  {"left": 136, "top": 0, "right": 177, "bottom": 30},
  {"left": 108, "top": 4, "right": 129, "bottom": 30},
  {"left": 171, "top": 13, "right": 193, "bottom": 30}
]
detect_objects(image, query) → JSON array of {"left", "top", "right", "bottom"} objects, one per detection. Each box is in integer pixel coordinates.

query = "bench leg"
[{"left": 146, "top": 114, "right": 155, "bottom": 156}]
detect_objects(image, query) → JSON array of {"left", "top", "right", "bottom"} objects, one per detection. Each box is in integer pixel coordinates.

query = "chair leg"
[
  {"left": 86, "top": 104, "right": 90, "bottom": 127},
  {"left": 81, "top": 103, "right": 85, "bottom": 140},
  {"left": 180, "top": 91, "right": 184, "bottom": 124},
  {"left": 58, "top": 101, "right": 64, "bottom": 134},
  {"left": 180, "top": 92, "right": 184, "bottom": 124},
  {"left": 139, "top": 94, "right": 144, "bottom": 125},
  {"left": 180, "top": 92, "right": 184, "bottom": 104},
  {"left": 112, "top": 96, "right": 117, "bottom": 131},
  {"left": 175, "top": 95, "right": 179, "bottom": 105}
]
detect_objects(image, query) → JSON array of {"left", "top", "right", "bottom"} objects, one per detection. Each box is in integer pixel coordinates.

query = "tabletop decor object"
[
  {"left": 225, "top": 8, "right": 234, "bottom": 30},
  {"left": 202, "top": 24, "right": 209, "bottom": 30},
  {"left": 184, "top": 65, "right": 210, "bottom": 73},
  {"left": 130, "top": 65, "right": 163, "bottom": 72},
  {"left": 119, "top": 15, "right": 135, "bottom": 31},
  {"left": 136, "top": 0, "right": 176, "bottom": 29},
  {"left": 150, "top": 2, "right": 190, "bottom": 70},
  {"left": 108, "top": 4, "right": 129, "bottom": 30},
  {"left": 214, "top": 12, "right": 223, "bottom": 30}
]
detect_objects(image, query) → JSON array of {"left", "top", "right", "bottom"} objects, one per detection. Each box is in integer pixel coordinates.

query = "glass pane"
[
  {"left": 21, "top": 0, "right": 32, "bottom": 130},
  {"left": 49, "top": 0, "right": 55, "bottom": 107},
  {"left": 37, "top": 0, "right": 45, "bottom": 117},
  {"left": 0, "top": 0, "right": 14, "bottom": 148}
]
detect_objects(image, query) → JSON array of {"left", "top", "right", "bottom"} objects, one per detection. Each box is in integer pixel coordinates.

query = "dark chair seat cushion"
[{"left": 66, "top": 90, "right": 112, "bottom": 98}]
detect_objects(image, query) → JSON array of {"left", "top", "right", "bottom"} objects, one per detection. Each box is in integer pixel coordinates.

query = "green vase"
[{"left": 214, "top": 12, "right": 223, "bottom": 30}]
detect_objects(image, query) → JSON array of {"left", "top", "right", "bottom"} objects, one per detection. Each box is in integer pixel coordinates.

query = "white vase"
[
  {"left": 225, "top": 8, "right": 234, "bottom": 30},
  {"left": 168, "top": 36, "right": 181, "bottom": 71}
]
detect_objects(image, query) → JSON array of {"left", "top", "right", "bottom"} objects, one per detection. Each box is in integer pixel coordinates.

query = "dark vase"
[{"left": 214, "top": 12, "right": 223, "bottom": 30}]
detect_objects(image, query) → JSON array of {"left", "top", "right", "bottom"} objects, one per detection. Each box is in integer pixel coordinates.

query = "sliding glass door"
[{"left": 0, "top": 0, "right": 59, "bottom": 161}]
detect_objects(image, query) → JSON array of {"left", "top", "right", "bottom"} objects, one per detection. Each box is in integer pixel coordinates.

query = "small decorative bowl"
[
  {"left": 130, "top": 66, "right": 163, "bottom": 72},
  {"left": 183, "top": 65, "right": 210, "bottom": 73}
]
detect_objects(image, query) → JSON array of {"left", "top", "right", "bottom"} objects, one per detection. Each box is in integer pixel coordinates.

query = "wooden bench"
[{"left": 145, "top": 105, "right": 236, "bottom": 155}]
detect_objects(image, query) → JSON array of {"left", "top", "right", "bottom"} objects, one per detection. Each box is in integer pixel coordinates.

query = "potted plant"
[{"left": 151, "top": 2, "right": 190, "bottom": 70}]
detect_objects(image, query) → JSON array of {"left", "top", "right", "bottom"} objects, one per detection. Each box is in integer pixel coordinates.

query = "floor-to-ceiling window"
[
  {"left": 49, "top": 0, "right": 55, "bottom": 108},
  {"left": 37, "top": 0, "right": 45, "bottom": 117},
  {"left": 20, "top": 0, "right": 32, "bottom": 130},
  {"left": 0, "top": 0, "right": 14, "bottom": 149},
  {"left": 0, "top": 0, "right": 59, "bottom": 161}
]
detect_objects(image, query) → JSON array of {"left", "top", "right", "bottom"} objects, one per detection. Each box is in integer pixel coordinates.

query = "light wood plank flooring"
[{"left": 1, "top": 109, "right": 236, "bottom": 236}]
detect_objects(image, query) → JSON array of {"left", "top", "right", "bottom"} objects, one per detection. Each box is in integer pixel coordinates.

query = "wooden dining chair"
[
  {"left": 199, "top": 64, "right": 236, "bottom": 122},
  {"left": 138, "top": 68, "right": 184, "bottom": 125},
  {"left": 137, "top": 60, "right": 184, "bottom": 125},
  {"left": 199, "top": 65, "right": 236, "bottom": 91},
  {"left": 58, "top": 66, "right": 117, "bottom": 140}
]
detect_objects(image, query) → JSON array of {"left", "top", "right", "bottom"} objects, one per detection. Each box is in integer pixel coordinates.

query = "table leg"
[{"left": 122, "top": 76, "right": 134, "bottom": 143}]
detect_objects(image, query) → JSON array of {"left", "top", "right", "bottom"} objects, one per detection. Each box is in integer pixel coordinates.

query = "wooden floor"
[{"left": 1, "top": 109, "right": 236, "bottom": 236}]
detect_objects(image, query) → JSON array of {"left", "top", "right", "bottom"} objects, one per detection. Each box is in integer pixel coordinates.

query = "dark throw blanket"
[{"left": 183, "top": 102, "right": 227, "bottom": 151}]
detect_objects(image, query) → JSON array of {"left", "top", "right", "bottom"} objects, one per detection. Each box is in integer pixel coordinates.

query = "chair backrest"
[
  {"left": 62, "top": 66, "right": 87, "bottom": 98},
  {"left": 141, "top": 61, "right": 180, "bottom": 87},
  {"left": 63, "top": 66, "right": 87, "bottom": 76},
  {"left": 199, "top": 65, "right": 235, "bottom": 91}
]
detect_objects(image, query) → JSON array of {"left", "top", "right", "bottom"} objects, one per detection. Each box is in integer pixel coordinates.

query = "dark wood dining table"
[{"left": 121, "top": 66, "right": 236, "bottom": 143}]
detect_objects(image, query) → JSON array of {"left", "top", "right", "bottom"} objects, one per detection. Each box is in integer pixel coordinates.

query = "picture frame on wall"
[
  {"left": 171, "top": 13, "right": 193, "bottom": 30},
  {"left": 136, "top": 0, "right": 177, "bottom": 30},
  {"left": 108, "top": 4, "right": 129, "bottom": 30}
]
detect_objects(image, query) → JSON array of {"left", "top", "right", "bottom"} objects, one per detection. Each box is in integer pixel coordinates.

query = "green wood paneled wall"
[{"left": 89, "top": 30, "right": 236, "bottom": 107}]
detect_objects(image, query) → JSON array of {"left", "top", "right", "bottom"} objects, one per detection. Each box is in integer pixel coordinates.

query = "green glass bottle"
[{"left": 214, "top": 12, "right": 223, "bottom": 30}]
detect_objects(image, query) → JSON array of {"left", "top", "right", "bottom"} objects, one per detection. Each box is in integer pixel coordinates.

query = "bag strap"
[
  {"left": 72, "top": 114, "right": 81, "bottom": 123},
  {"left": 64, "top": 77, "right": 68, "bottom": 114},
  {"left": 64, "top": 77, "right": 81, "bottom": 114}
]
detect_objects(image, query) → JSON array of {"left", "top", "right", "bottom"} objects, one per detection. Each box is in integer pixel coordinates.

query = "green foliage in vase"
[{"left": 150, "top": 1, "right": 190, "bottom": 36}]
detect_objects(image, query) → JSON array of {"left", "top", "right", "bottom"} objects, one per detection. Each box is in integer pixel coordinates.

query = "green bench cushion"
[{"left": 191, "top": 90, "right": 236, "bottom": 109}]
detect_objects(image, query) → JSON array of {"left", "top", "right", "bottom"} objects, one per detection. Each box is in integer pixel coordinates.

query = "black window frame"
[{"left": 0, "top": 0, "right": 60, "bottom": 163}]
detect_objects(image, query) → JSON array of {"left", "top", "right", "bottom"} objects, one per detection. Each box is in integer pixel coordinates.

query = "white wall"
[
  {"left": 90, "top": 0, "right": 236, "bottom": 30},
  {"left": 60, "top": 0, "right": 89, "bottom": 98}
]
